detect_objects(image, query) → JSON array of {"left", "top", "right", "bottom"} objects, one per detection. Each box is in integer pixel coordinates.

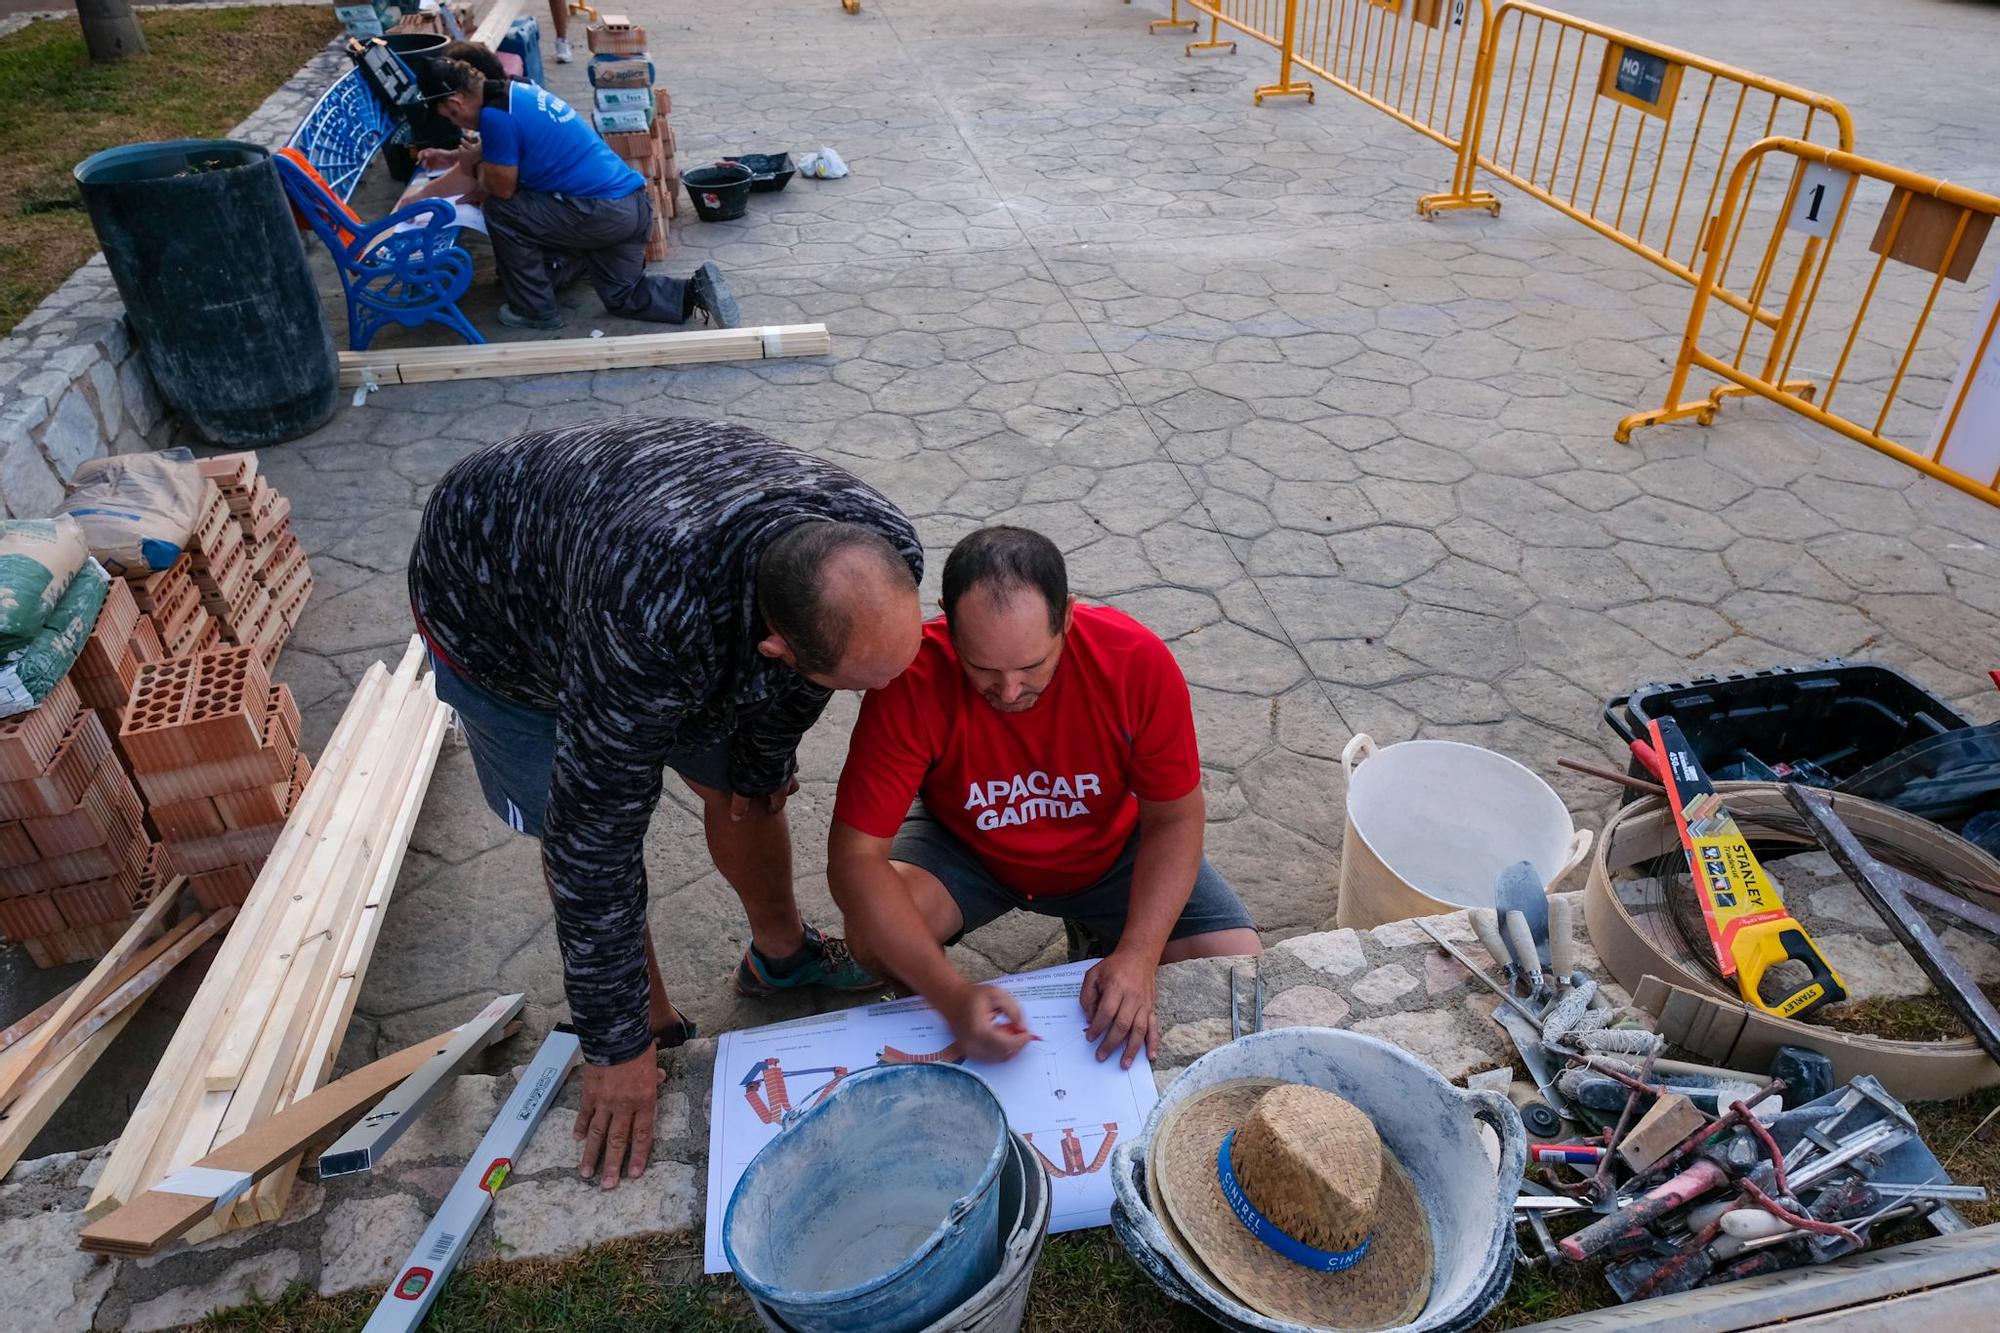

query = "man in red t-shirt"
[{"left": 830, "top": 526, "right": 1260, "bottom": 1069}]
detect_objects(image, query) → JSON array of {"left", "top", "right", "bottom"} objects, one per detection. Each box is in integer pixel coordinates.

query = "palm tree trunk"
[{"left": 76, "top": 0, "right": 148, "bottom": 62}]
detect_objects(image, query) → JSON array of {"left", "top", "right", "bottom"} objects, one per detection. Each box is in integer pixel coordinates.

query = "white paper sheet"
[{"left": 703, "top": 960, "right": 1160, "bottom": 1274}]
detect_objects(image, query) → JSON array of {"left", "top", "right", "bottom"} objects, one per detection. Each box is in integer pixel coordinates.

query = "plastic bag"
[
  {"left": 798, "top": 145, "right": 849, "bottom": 180},
  {"left": 0, "top": 516, "right": 89, "bottom": 644},
  {"left": 58, "top": 448, "right": 208, "bottom": 579},
  {"left": 0, "top": 558, "right": 109, "bottom": 718}
]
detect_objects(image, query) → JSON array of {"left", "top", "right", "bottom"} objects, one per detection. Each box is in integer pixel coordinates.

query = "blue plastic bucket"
[{"left": 724, "top": 1064, "right": 1009, "bottom": 1333}]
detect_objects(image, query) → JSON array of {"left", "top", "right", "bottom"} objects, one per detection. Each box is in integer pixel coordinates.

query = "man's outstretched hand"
[
  {"left": 941, "top": 982, "right": 1036, "bottom": 1063},
  {"left": 1081, "top": 950, "right": 1158, "bottom": 1069},
  {"left": 576, "top": 1044, "right": 664, "bottom": 1190}
]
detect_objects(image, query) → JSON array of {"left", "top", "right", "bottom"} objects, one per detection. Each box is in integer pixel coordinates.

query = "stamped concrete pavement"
[{"left": 250, "top": 0, "right": 2000, "bottom": 1067}]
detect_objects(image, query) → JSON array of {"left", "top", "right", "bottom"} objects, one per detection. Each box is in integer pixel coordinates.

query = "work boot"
[
  {"left": 498, "top": 302, "right": 563, "bottom": 331},
  {"left": 688, "top": 261, "right": 740, "bottom": 329},
  {"left": 554, "top": 36, "right": 573, "bottom": 62},
  {"left": 735, "top": 925, "right": 881, "bottom": 996}
]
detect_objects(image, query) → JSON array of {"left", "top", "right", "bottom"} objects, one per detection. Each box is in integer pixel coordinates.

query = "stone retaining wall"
[{"left": 0, "top": 39, "right": 346, "bottom": 517}]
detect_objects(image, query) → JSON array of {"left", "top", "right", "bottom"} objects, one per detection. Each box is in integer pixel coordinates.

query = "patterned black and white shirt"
[{"left": 407, "top": 418, "right": 922, "bottom": 1065}]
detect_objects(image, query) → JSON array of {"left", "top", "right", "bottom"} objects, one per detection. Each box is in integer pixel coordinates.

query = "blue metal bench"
[{"left": 283, "top": 68, "right": 484, "bottom": 350}]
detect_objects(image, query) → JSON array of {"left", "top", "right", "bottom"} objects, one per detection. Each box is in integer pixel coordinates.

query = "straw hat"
[{"left": 1150, "top": 1078, "right": 1433, "bottom": 1330}]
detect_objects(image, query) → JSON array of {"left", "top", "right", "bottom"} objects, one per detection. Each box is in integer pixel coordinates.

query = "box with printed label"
[
  {"left": 335, "top": 3, "right": 386, "bottom": 36},
  {"left": 587, "top": 57, "right": 654, "bottom": 88},
  {"left": 592, "top": 107, "right": 653, "bottom": 135},
  {"left": 594, "top": 86, "right": 652, "bottom": 112}
]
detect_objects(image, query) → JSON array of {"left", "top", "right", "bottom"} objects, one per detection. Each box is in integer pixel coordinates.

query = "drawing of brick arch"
[
  {"left": 1023, "top": 1123, "right": 1119, "bottom": 1177},
  {"left": 741, "top": 1058, "right": 847, "bottom": 1125},
  {"left": 877, "top": 1040, "right": 965, "bottom": 1065}
]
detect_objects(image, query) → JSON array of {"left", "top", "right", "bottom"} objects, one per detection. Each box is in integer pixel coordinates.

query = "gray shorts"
[
  {"left": 889, "top": 803, "right": 1253, "bottom": 949},
  {"left": 429, "top": 649, "right": 731, "bottom": 838}
]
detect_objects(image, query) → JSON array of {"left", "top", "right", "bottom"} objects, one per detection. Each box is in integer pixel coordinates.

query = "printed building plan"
[{"left": 703, "top": 961, "right": 1160, "bottom": 1272}]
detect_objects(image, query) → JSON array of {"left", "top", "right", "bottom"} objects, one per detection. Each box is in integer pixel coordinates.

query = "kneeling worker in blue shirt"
[{"left": 428, "top": 54, "right": 737, "bottom": 332}]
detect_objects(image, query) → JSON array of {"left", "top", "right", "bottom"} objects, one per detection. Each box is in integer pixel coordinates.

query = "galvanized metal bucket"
[
  {"left": 1109, "top": 1027, "right": 1525, "bottom": 1333},
  {"left": 749, "top": 1128, "right": 1052, "bottom": 1333},
  {"left": 725, "top": 1063, "right": 1009, "bottom": 1333}
]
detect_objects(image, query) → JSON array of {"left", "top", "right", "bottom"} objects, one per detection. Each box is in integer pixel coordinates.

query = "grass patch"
[
  {"left": 0, "top": 5, "right": 336, "bottom": 336},
  {"left": 188, "top": 1096, "right": 2000, "bottom": 1330}
]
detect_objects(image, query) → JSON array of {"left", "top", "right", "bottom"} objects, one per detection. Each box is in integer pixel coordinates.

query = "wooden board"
[
  {"left": 78, "top": 1019, "right": 510, "bottom": 1257},
  {"left": 337, "top": 323, "right": 832, "bottom": 386},
  {"left": 0, "top": 1005, "right": 143, "bottom": 1179},
  {"left": 468, "top": 0, "right": 526, "bottom": 46}
]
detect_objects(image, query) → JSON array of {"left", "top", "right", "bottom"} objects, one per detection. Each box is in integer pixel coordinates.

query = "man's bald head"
[{"left": 756, "top": 522, "right": 922, "bottom": 690}]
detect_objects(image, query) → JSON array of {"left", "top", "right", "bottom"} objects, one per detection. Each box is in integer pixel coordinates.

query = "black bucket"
[
  {"left": 74, "top": 139, "right": 338, "bottom": 446},
  {"left": 722, "top": 152, "right": 795, "bottom": 193},
  {"left": 382, "top": 32, "right": 459, "bottom": 149},
  {"left": 683, "top": 163, "right": 754, "bottom": 222}
]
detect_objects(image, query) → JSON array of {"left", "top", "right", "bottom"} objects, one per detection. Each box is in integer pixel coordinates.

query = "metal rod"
[{"left": 1415, "top": 918, "right": 1545, "bottom": 1023}]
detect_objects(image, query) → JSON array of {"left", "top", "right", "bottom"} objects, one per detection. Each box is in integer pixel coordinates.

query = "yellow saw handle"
[{"left": 1727, "top": 918, "right": 1846, "bottom": 1020}]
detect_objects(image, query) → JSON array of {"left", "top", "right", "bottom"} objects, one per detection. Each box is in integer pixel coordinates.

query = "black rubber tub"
[
  {"left": 721, "top": 152, "right": 795, "bottom": 192},
  {"left": 683, "top": 163, "right": 754, "bottom": 221}
]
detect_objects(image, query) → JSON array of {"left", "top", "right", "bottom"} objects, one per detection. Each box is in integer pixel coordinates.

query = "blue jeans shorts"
[
  {"left": 429, "top": 650, "right": 730, "bottom": 838},
  {"left": 888, "top": 802, "right": 1254, "bottom": 949}
]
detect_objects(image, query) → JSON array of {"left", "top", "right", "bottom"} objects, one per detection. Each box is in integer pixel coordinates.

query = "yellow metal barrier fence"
[
  {"left": 1618, "top": 138, "right": 2000, "bottom": 509},
  {"left": 1285, "top": 0, "right": 1494, "bottom": 144},
  {"left": 1419, "top": 3, "right": 1854, "bottom": 330}
]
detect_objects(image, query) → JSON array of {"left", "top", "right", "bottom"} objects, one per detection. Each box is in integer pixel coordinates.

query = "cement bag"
[
  {"left": 57, "top": 448, "right": 207, "bottom": 579},
  {"left": 0, "top": 558, "right": 109, "bottom": 717},
  {"left": 0, "top": 516, "right": 89, "bottom": 642}
]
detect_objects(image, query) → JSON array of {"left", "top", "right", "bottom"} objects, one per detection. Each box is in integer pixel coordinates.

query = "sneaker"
[
  {"left": 688, "top": 261, "right": 740, "bottom": 329},
  {"left": 497, "top": 302, "right": 563, "bottom": 331},
  {"left": 735, "top": 925, "right": 881, "bottom": 996},
  {"left": 554, "top": 36, "right": 573, "bottom": 63}
]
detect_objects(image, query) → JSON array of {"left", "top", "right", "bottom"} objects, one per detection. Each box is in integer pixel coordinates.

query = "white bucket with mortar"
[{"left": 1334, "top": 734, "right": 1591, "bottom": 929}]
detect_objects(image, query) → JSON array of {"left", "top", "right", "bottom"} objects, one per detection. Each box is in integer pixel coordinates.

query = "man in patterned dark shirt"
[{"left": 408, "top": 417, "right": 924, "bottom": 1190}]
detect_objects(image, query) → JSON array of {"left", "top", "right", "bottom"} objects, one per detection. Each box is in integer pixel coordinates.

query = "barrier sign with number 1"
[{"left": 1787, "top": 163, "right": 1850, "bottom": 238}]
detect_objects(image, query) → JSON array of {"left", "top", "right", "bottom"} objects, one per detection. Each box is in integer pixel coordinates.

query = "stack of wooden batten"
[
  {"left": 87, "top": 637, "right": 449, "bottom": 1234},
  {"left": 0, "top": 879, "right": 229, "bottom": 1178}
]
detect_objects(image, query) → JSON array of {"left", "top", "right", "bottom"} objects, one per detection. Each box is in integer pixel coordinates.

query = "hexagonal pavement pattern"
[{"left": 250, "top": 0, "right": 2000, "bottom": 1061}]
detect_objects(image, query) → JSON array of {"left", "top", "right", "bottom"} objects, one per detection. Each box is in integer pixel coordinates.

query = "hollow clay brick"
[
  {"left": 270, "top": 685, "right": 301, "bottom": 749},
  {"left": 213, "top": 780, "right": 288, "bottom": 830},
  {"left": 162, "top": 823, "right": 281, "bottom": 876},
  {"left": 244, "top": 490, "right": 290, "bottom": 545},
  {"left": 0, "top": 817, "right": 145, "bottom": 897},
  {"left": 54, "top": 876, "right": 139, "bottom": 929},
  {"left": 197, "top": 452, "right": 257, "bottom": 492},
  {"left": 0, "top": 676, "right": 83, "bottom": 782},
  {"left": 0, "top": 712, "right": 115, "bottom": 821},
  {"left": 0, "top": 893, "right": 65, "bottom": 941},
  {"left": 24, "top": 761, "right": 144, "bottom": 859},
  {"left": 119, "top": 648, "right": 270, "bottom": 774},
  {"left": 0, "top": 822, "right": 39, "bottom": 870},
  {"left": 150, "top": 791, "right": 226, "bottom": 842},
  {"left": 133, "top": 706, "right": 295, "bottom": 806},
  {"left": 190, "top": 861, "right": 258, "bottom": 912}
]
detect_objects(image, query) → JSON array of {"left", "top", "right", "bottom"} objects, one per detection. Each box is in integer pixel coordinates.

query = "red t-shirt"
[{"left": 833, "top": 604, "right": 1202, "bottom": 896}]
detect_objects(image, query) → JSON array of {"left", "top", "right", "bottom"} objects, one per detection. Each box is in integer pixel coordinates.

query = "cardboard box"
[
  {"left": 593, "top": 107, "right": 652, "bottom": 135},
  {"left": 588, "top": 57, "right": 655, "bottom": 89},
  {"left": 594, "top": 86, "right": 652, "bottom": 112}
]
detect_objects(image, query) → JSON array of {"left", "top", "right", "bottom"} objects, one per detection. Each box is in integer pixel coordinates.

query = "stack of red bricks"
[
  {"left": 70, "top": 577, "right": 165, "bottom": 741},
  {"left": 590, "top": 17, "right": 676, "bottom": 262},
  {"left": 121, "top": 646, "right": 307, "bottom": 914},
  {"left": 197, "top": 453, "right": 311, "bottom": 659},
  {"left": 0, "top": 677, "right": 166, "bottom": 966},
  {"left": 129, "top": 556, "right": 216, "bottom": 661}
]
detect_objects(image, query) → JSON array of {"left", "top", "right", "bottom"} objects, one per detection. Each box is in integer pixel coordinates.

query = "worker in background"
[
  {"left": 828, "top": 526, "right": 1261, "bottom": 1070},
  {"left": 547, "top": 0, "right": 573, "bottom": 64},
  {"left": 408, "top": 418, "right": 925, "bottom": 1191},
  {"left": 423, "top": 54, "right": 736, "bottom": 332}
]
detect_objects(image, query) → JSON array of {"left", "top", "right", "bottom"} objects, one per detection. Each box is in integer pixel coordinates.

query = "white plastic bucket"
[{"left": 1335, "top": 734, "right": 1591, "bottom": 929}]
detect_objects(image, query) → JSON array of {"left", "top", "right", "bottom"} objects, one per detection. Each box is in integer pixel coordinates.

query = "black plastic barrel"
[
  {"left": 75, "top": 139, "right": 337, "bottom": 447},
  {"left": 382, "top": 33, "right": 460, "bottom": 150}
]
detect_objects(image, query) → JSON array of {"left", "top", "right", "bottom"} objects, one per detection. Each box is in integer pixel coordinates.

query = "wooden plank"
[
  {"left": 0, "top": 881, "right": 183, "bottom": 1116},
  {"left": 89, "top": 664, "right": 392, "bottom": 1217},
  {"left": 167, "top": 655, "right": 417, "bottom": 1182},
  {"left": 40, "top": 909, "right": 234, "bottom": 1071},
  {"left": 243, "top": 687, "right": 450, "bottom": 1223},
  {"left": 78, "top": 1018, "right": 514, "bottom": 1257},
  {"left": 336, "top": 324, "right": 832, "bottom": 387},
  {"left": 132, "top": 663, "right": 397, "bottom": 1203},
  {"left": 0, "top": 911, "right": 199, "bottom": 1089},
  {"left": 0, "top": 984, "right": 78, "bottom": 1055},
  {"left": 0, "top": 1004, "right": 143, "bottom": 1179},
  {"left": 468, "top": 0, "right": 526, "bottom": 46}
]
